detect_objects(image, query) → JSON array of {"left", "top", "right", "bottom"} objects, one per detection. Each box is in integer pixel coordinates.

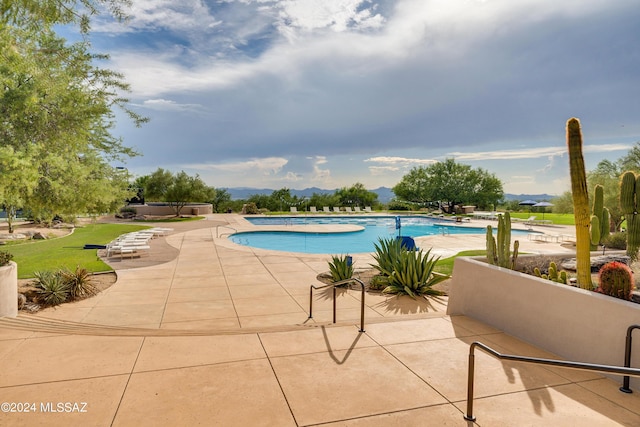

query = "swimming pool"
[{"left": 230, "top": 215, "right": 532, "bottom": 254}]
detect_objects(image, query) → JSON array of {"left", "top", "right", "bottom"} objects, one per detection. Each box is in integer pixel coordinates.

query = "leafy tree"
[
  {"left": 0, "top": 147, "right": 38, "bottom": 232},
  {"left": 335, "top": 183, "right": 378, "bottom": 208},
  {"left": 308, "top": 192, "right": 340, "bottom": 210},
  {"left": 210, "top": 188, "right": 231, "bottom": 213},
  {"left": 551, "top": 192, "right": 574, "bottom": 215},
  {"left": 393, "top": 159, "right": 503, "bottom": 213},
  {"left": 0, "top": 0, "right": 146, "bottom": 226},
  {"left": 140, "top": 169, "right": 215, "bottom": 216}
]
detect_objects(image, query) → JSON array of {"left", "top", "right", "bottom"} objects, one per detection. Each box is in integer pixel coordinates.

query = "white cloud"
[
  {"left": 141, "top": 99, "right": 203, "bottom": 112},
  {"left": 365, "top": 156, "right": 438, "bottom": 166},
  {"left": 449, "top": 144, "right": 632, "bottom": 161},
  {"left": 184, "top": 157, "right": 288, "bottom": 174}
]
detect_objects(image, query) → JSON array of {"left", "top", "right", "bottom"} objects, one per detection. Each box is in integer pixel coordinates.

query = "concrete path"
[{"left": 1, "top": 214, "right": 638, "bottom": 426}]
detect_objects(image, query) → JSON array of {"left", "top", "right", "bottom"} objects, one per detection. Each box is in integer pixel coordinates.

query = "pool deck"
[{"left": 1, "top": 214, "right": 639, "bottom": 426}]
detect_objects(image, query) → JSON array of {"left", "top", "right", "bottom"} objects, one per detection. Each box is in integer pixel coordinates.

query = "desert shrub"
[
  {"left": 243, "top": 203, "right": 259, "bottom": 214},
  {"left": 328, "top": 255, "right": 353, "bottom": 282},
  {"left": 61, "top": 266, "right": 97, "bottom": 299},
  {"left": 0, "top": 250, "right": 14, "bottom": 267},
  {"left": 601, "top": 231, "right": 627, "bottom": 250},
  {"left": 33, "top": 270, "right": 70, "bottom": 306},
  {"left": 387, "top": 201, "right": 411, "bottom": 211}
]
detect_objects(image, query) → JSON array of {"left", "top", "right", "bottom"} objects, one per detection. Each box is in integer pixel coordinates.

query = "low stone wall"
[
  {"left": 0, "top": 261, "right": 18, "bottom": 318},
  {"left": 447, "top": 256, "right": 640, "bottom": 391},
  {"left": 130, "top": 203, "right": 213, "bottom": 216}
]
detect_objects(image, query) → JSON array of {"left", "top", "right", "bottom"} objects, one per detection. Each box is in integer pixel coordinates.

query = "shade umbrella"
[
  {"left": 518, "top": 200, "right": 537, "bottom": 215},
  {"left": 533, "top": 202, "right": 554, "bottom": 220}
]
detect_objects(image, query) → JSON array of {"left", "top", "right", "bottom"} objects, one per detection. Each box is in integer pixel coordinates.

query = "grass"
[
  {"left": 435, "top": 250, "right": 486, "bottom": 276},
  {"left": 6, "top": 223, "right": 150, "bottom": 279},
  {"left": 509, "top": 212, "right": 575, "bottom": 226}
]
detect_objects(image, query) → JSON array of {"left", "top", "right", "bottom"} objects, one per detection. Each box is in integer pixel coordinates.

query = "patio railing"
[{"left": 308, "top": 278, "right": 366, "bottom": 332}]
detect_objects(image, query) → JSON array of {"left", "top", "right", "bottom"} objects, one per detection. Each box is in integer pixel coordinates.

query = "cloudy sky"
[{"left": 90, "top": 0, "right": 639, "bottom": 195}]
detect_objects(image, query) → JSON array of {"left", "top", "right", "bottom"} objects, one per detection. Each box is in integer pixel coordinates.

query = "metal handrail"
[
  {"left": 464, "top": 341, "right": 640, "bottom": 422},
  {"left": 620, "top": 324, "right": 640, "bottom": 393},
  {"left": 308, "top": 278, "right": 365, "bottom": 332},
  {"left": 216, "top": 225, "right": 237, "bottom": 238}
]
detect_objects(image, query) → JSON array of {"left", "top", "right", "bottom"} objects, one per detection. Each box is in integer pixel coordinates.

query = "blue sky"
[{"left": 90, "top": 0, "right": 639, "bottom": 195}]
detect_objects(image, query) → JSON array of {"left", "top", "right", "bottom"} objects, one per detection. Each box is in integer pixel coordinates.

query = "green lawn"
[
  {"left": 508, "top": 212, "right": 575, "bottom": 226},
  {"left": 6, "top": 223, "right": 150, "bottom": 279},
  {"left": 435, "top": 250, "right": 486, "bottom": 276}
]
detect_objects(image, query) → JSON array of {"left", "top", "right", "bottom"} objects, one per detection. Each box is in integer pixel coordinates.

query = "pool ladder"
[{"left": 216, "top": 225, "right": 237, "bottom": 238}]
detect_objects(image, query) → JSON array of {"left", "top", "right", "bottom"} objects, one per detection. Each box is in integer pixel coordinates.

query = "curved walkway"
[{"left": 1, "top": 214, "right": 638, "bottom": 426}]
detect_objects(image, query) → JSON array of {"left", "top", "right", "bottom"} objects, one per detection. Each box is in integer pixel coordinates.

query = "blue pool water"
[{"left": 230, "top": 216, "right": 531, "bottom": 254}]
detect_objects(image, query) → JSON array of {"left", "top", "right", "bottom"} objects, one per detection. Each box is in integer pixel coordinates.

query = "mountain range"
[{"left": 223, "top": 187, "right": 555, "bottom": 204}]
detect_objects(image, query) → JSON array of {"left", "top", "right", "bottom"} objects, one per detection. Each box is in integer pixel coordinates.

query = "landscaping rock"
[
  {"left": 560, "top": 255, "right": 631, "bottom": 272},
  {"left": 32, "top": 232, "right": 46, "bottom": 240}
]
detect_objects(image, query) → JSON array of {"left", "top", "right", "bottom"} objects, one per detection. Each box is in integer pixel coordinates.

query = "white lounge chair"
[
  {"left": 323, "top": 206, "right": 331, "bottom": 213},
  {"left": 354, "top": 207, "right": 362, "bottom": 212},
  {"left": 364, "top": 206, "right": 372, "bottom": 212},
  {"left": 333, "top": 207, "right": 341, "bottom": 213},
  {"left": 290, "top": 206, "right": 298, "bottom": 213},
  {"left": 310, "top": 206, "right": 317, "bottom": 213},
  {"left": 344, "top": 206, "right": 353, "bottom": 213}
]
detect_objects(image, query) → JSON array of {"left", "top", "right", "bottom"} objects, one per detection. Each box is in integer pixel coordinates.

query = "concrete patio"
[{"left": 1, "top": 214, "right": 639, "bottom": 426}]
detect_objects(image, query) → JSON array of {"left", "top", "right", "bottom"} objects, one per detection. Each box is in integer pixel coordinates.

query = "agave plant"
[
  {"left": 328, "top": 255, "right": 354, "bottom": 282},
  {"left": 371, "top": 237, "right": 404, "bottom": 276},
  {"left": 33, "top": 270, "right": 70, "bottom": 306},
  {"left": 61, "top": 266, "right": 97, "bottom": 299},
  {"left": 372, "top": 237, "right": 449, "bottom": 297}
]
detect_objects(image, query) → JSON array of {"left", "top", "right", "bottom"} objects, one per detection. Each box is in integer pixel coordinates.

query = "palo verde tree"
[
  {"left": 393, "top": 159, "right": 503, "bottom": 213},
  {"left": 0, "top": 0, "right": 146, "bottom": 227},
  {"left": 335, "top": 183, "right": 378, "bottom": 208},
  {"left": 141, "top": 169, "right": 215, "bottom": 216}
]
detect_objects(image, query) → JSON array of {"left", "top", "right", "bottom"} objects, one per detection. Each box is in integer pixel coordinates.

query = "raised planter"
[
  {"left": 447, "top": 256, "right": 640, "bottom": 391},
  {"left": 0, "top": 261, "right": 18, "bottom": 318}
]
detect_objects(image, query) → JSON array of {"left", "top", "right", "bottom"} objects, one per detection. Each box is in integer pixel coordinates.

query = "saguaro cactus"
[
  {"left": 567, "top": 118, "right": 592, "bottom": 289},
  {"left": 620, "top": 171, "right": 640, "bottom": 260},
  {"left": 486, "top": 212, "right": 519, "bottom": 269},
  {"left": 590, "top": 184, "right": 609, "bottom": 250}
]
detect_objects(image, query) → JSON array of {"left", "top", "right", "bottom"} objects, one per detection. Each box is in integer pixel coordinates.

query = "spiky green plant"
[
  {"left": 328, "top": 255, "right": 354, "bottom": 282},
  {"left": 590, "top": 184, "right": 609, "bottom": 250},
  {"left": 371, "top": 237, "right": 404, "bottom": 275},
  {"left": 33, "top": 270, "right": 70, "bottom": 306},
  {"left": 533, "top": 261, "right": 569, "bottom": 284},
  {"left": 567, "top": 118, "right": 592, "bottom": 289},
  {"left": 597, "top": 261, "right": 634, "bottom": 300},
  {"left": 60, "top": 266, "right": 97, "bottom": 299},
  {"left": 377, "top": 248, "right": 450, "bottom": 298}
]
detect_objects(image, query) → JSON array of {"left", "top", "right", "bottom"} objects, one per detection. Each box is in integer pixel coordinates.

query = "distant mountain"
[
  {"left": 504, "top": 193, "right": 556, "bottom": 201},
  {"left": 224, "top": 187, "right": 395, "bottom": 203},
  {"left": 223, "top": 187, "right": 555, "bottom": 204}
]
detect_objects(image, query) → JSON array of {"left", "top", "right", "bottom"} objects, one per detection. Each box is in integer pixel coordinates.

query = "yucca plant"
[
  {"left": 33, "top": 270, "right": 70, "bottom": 306},
  {"left": 61, "top": 266, "right": 97, "bottom": 299},
  {"left": 328, "top": 255, "right": 354, "bottom": 282}
]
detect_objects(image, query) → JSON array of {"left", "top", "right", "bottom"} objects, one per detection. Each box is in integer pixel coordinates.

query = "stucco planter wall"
[
  {"left": 447, "top": 256, "right": 640, "bottom": 391},
  {"left": 0, "top": 261, "right": 18, "bottom": 318}
]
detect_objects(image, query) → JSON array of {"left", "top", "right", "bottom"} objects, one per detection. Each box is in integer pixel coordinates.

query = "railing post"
[
  {"left": 359, "top": 280, "right": 366, "bottom": 332},
  {"left": 620, "top": 324, "right": 640, "bottom": 393},
  {"left": 308, "top": 286, "right": 314, "bottom": 319},
  {"left": 332, "top": 286, "right": 337, "bottom": 324},
  {"left": 464, "top": 343, "right": 477, "bottom": 422}
]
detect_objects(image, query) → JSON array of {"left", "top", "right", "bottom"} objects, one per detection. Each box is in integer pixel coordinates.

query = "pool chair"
[
  {"left": 310, "top": 206, "right": 317, "bottom": 213},
  {"left": 364, "top": 206, "right": 372, "bottom": 212},
  {"left": 344, "top": 206, "right": 353, "bottom": 213},
  {"left": 323, "top": 206, "right": 331, "bottom": 213},
  {"left": 396, "top": 236, "right": 418, "bottom": 251},
  {"left": 354, "top": 206, "right": 362, "bottom": 212},
  {"left": 333, "top": 207, "right": 341, "bottom": 213},
  {"left": 290, "top": 206, "right": 298, "bottom": 213}
]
